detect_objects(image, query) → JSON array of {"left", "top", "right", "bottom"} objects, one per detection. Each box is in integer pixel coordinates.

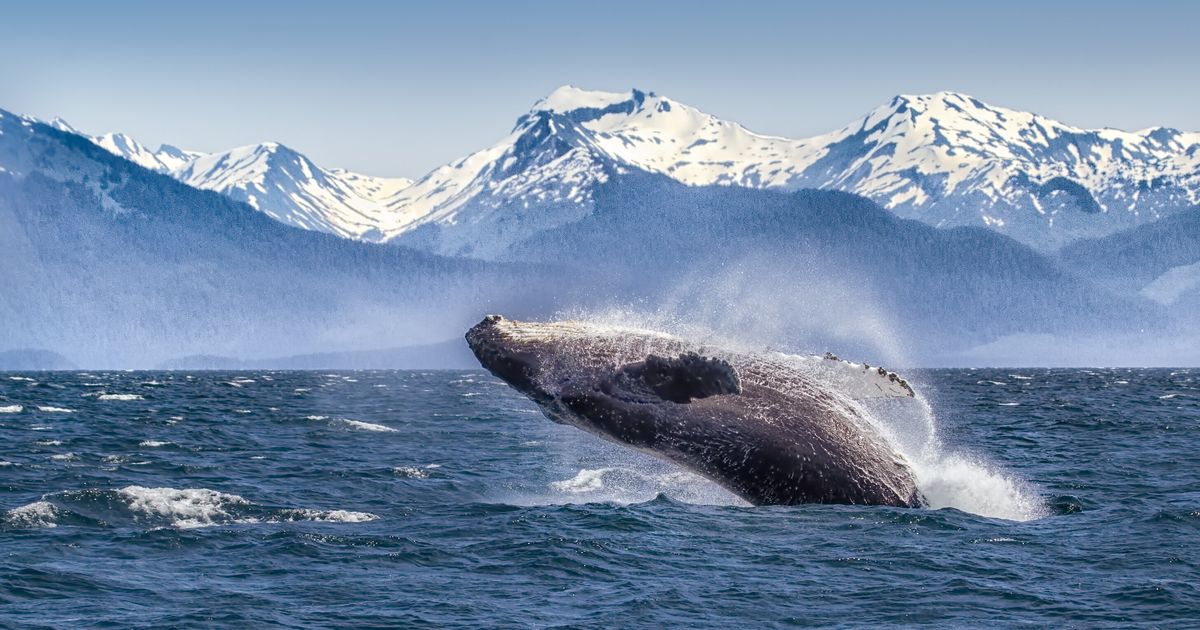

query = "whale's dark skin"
[{"left": 466, "top": 315, "right": 925, "bottom": 508}]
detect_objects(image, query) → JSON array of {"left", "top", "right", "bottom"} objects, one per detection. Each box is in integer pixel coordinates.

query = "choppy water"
[{"left": 1, "top": 369, "right": 1197, "bottom": 627}]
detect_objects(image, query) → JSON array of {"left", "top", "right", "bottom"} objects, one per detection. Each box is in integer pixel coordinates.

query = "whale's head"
[{"left": 465, "top": 315, "right": 742, "bottom": 431}]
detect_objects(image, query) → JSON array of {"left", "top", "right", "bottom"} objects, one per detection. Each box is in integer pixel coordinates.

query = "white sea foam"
[
  {"left": 117, "top": 485, "right": 377, "bottom": 529},
  {"left": 337, "top": 419, "right": 397, "bottom": 433},
  {"left": 4, "top": 501, "right": 60, "bottom": 528},
  {"left": 286, "top": 509, "right": 377, "bottom": 523},
  {"left": 542, "top": 465, "right": 745, "bottom": 507},
  {"left": 550, "top": 468, "right": 610, "bottom": 493},
  {"left": 0, "top": 405, "right": 23, "bottom": 413},
  {"left": 50, "top": 453, "right": 77, "bottom": 461},
  {"left": 393, "top": 466, "right": 429, "bottom": 479},
  {"left": 913, "top": 454, "right": 1044, "bottom": 521},
  {"left": 862, "top": 395, "right": 1045, "bottom": 521},
  {"left": 138, "top": 440, "right": 171, "bottom": 447},
  {"left": 98, "top": 394, "right": 143, "bottom": 401},
  {"left": 304, "top": 415, "right": 328, "bottom": 421},
  {"left": 34, "top": 439, "right": 63, "bottom": 446},
  {"left": 37, "top": 406, "right": 74, "bottom": 413},
  {"left": 118, "top": 486, "right": 251, "bottom": 529},
  {"left": 8, "top": 376, "right": 35, "bottom": 382}
]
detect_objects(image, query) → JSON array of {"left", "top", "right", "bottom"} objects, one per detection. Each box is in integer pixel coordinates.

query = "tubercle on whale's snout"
[{"left": 466, "top": 315, "right": 550, "bottom": 404}]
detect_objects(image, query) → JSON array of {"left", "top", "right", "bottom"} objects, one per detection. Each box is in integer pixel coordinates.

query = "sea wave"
[
  {"left": 537, "top": 465, "right": 745, "bottom": 507},
  {"left": 337, "top": 419, "right": 397, "bottom": 433},
  {"left": 97, "top": 394, "right": 143, "bottom": 401},
  {"left": 3, "top": 486, "right": 378, "bottom": 530}
]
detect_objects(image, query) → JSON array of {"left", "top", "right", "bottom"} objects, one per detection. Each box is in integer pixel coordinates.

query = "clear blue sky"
[{"left": 3, "top": 0, "right": 1196, "bottom": 177}]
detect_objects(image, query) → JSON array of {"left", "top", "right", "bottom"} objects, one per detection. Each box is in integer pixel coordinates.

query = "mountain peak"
[
  {"left": 531, "top": 85, "right": 649, "bottom": 115},
  {"left": 48, "top": 116, "right": 79, "bottom": 133}
]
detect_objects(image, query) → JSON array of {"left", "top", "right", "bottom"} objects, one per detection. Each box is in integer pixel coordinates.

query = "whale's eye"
[{"left": 619, "top": 353, "right": 742, "bottom": 403}]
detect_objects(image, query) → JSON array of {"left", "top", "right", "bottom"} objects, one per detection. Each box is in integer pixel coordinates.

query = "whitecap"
[
  {"left": 50, "top": 452, "right": 77, "bottom": 461},
  {"left": 98, "top": 394, "right": 143, "bottom": 401},
  {"left": 997, "top": 402, "right": 1021, "bottom": 406},
  {"left": 138, "top": 440, "right": 171, "bottom": 448},
  {"left": 283, "top": 508, "right": 376, "bottom": 523},
  {"left": 118, "top": 485, "right": 249, "bottom": 529},
  {"left": 117, "top": 485, "right": 377, "bottom": 528},
  {"left": 37, "top": 406, "right": 74, "bottom": 413},
  {"left": 393, "top": 466, "right": 429, "bottom": 479},
  {"left": 0, "top": 405, "right": 23, "bottom": 413},
  {"left": 7, "top": 376, "right": 35, "bottom": 382},
  {"left": 337, "top": 419, "right": 397, "bottom": 433},
  {"left": 4, "top": 501, "right": 60, "bottom": 528},
  {"left": 304, "top": 415, "right": 329, "bottom": 421},
  {"left": 34, "top": 439, "right": 63, "bottom": 446},
  {"left": 1159, "top": 393, "right": 1178, "bottom": 400}
]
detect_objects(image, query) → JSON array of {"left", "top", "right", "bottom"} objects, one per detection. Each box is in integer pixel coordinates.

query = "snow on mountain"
[
  {"left": 378, "top": 86, "right": 1200, "bottom": 255},
  {"left": 174, "top": 143, "right": 412, "bottom": 239},
  {"left": 32, "top": 116, "right": 413, "bottom": 240},
  {"left": 29, "top": 86, "right": 1200, "bottom": 254}
]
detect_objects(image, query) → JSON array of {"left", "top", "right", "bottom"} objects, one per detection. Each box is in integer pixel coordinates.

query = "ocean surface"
[{"left": 1, "top": 369, "right": 1197, "bottom": 628}]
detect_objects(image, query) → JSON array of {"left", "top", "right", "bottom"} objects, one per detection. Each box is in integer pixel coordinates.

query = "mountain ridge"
[{"left": 34, "top": 86, "right": 1200, "bottom": 254}]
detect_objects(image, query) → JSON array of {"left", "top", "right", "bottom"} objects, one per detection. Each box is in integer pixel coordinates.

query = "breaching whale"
[{"left": 466, "top": 315, "right": 925, "bottom": 508}]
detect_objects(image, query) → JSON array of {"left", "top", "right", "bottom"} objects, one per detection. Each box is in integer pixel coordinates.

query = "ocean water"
[{"left": 0, "top": 369, "right": 1197, "bottom": 628}]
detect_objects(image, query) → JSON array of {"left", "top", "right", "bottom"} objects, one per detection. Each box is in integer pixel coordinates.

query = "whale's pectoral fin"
[{"left": 613, "top": 353, "right": 742, "bottom": 404}]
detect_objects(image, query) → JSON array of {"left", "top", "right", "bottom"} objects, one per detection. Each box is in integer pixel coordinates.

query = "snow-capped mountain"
[
  {"left": 174, "top": 143, "right": 412, "bottom": 239},
  {"left": 376, "top": 86, "right": 1200, "bottom": 255},
  {"left": 40, "top": 117, "right": 412, "bottom": 239},
  {"left": 38, "top": 86, "right": 1200, "bottom": 254}
]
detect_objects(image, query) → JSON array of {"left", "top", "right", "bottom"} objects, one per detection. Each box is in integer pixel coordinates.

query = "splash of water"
[{"left": 857, "top": 394, "right": 1045, "bottom": 521}]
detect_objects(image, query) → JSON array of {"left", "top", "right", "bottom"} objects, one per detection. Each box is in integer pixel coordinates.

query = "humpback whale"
[{"left": 466, "top": 315, "right": 925, "bottom": 508}]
